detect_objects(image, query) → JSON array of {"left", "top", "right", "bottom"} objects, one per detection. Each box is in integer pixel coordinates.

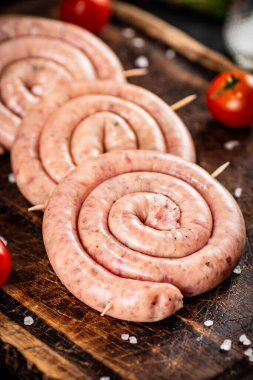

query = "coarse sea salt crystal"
[
  {"left": 165, "top": 49, "right": 176, "bottom": 60},
  {"left": 129, "top": 336, "right": 137, "bottom": 344},
  {"left": 249, "top": 355, "right": 253, "bottom": 363},
  {"left": 135, "top": 56, "right": 149, "bottom": 68},
  {"left": 239, "top": 334, "right": 251, "bottom": 346},
  {"left": 132, "top": 37, "right": 145, "bottom": 48},
  {"left": 122, "top": 27, "right": 135, "bottom": 38},
  {"left": 245, "top": 348, "right": 253, "bottom": 357},
  {"left": 121, "top": 333, "right": 129, "bottom": 341},
  {"left": 220, "top": 339, "right": 232, "bottom": 351},
  {"left": 224, "top": 140, "right": 240, "bottom": 151},
  {"left": 0, "top": 236, "right": 7, "bottom": 246},
  {"left": 234, "top": 187, "right": 242, "bottom": 198},
  {"left": 204, "top": 320, "right": 213, "bottom": 327},
  {"left": 233, "top": 265, "right": 242, "bottom": 274},
  {"left": 100, "top": 377, "right": 110, "bottom": 380},
  {"left": 8, "top": 173, "right": 16, "bottom": 183},
  {"left": 24, "top": 316, "right": 34, "bottom": 326}
]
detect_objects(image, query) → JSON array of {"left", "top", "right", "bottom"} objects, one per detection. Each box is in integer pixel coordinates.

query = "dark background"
[{"left": 0, "top": 0, "right": 227, "bottom": 54}]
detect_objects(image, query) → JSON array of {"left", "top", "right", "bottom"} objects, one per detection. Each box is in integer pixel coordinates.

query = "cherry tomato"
[
  {"left": 60, "top": 0, "right": 111, "bottom": 34},
  {"left": 0, "top": 240, "right": 11, "bottom": 286},
  {"left": 207, "top": 70, "right": 253, "bottom": 128}
]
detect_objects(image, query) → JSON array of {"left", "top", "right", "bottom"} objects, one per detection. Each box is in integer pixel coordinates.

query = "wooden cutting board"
[{"left": 0, "top": 1, "right": 253, "bottom": 379}]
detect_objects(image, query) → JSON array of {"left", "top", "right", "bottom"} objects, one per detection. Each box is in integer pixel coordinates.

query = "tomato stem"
[{"left": 212, "top": 75, "right": 240, "bottom": 98}]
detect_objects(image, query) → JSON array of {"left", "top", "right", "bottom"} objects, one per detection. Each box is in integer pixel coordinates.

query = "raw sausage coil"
[
  {"left": 11, "top": 80, "right": 196, "bottom": 206},
  {"left": 43, "top": 150, "right": 245, "bottom": 322},
  {"left": 0, "top": 15, "right": 124, "bottom": 150}
]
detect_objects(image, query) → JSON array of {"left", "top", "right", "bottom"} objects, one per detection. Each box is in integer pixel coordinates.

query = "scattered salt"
[
  {"left": 234, "top": 187, "right": 242, "bottom": 198},
  {"left": 8, "top": 173, "right": 16, "bottom": 183},
  {"left": 239, "top": 334, "right": 251, "bottom": 346},
  {"left": 249, "top": 356, "right": 253, "bottom": 363},
  {"left": 24, "top": 316, "right": 34, "bottom": 326},
  {"left": 132, "top": 37, "right": 145, "bottom": 48},
  {"left": 239, "top": 334, "right": 247, "bottom": 342},
  {"left": 220, "top": 339, "right": 232, "bottom": 351},
  {"left": 204, "top": 320, "right": 213, "bottom": 327},
  {"left": 129, "top": 336, "right": 137, "bottom": 344},
  {"left": 122, "top": 27, "right": 135, "bottom": 38},
  {"left": 0, "top": 236, "right": 7, "bottom": 246},
  {"left": 100, "top": 377, "right": 110, "bottom": 380},
  {"left": 165, "top": 49, "right": 176, "bottom": 60},
  {"left": 224, "top": 140, "right": 240, "bottom": 151},
  {"left": 135, "top": 56, "right": 149, "bottom": 68},
  {"left": 121, "top": 333, "right": 129, "bottom": 341},
  {"left": 196, "top": 335, "right": 203, "bottom": 342},
  {"left": 245, "top": 348, "right": 253, "bottom": 357},
  {"left": 233, "top": 265, "right": 242, "bottom": 275}
]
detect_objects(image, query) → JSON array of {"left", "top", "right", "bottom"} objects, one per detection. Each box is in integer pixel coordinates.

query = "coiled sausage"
[
  {"left": 43, "top": 150, "right": 245, "bottom": 322},
  {"left": 11, "top": 80, "right": 196, "bottom": 206},
  {"left": 0, "top": 15, "right": 124, "bottom": 149}
]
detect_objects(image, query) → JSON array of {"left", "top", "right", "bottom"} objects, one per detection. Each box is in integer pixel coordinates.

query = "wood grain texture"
[
  {"left": 0, "top": 312, "right": 88, "bottom": 380},
  {"left": 0, "top": 1, "right": 253, "bottom": 379},
  {"left": 113, "top": 1, "right": 237, "bottom": 72}
]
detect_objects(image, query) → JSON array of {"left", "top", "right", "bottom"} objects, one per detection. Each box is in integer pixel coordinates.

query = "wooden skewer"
[
  {"left": 125, "top": 68, "right": 196, "bottom": 110},
  {"left": 113, "top": 1, "right": 237, "bottom": 73},
  {"left": 28, "top": 162, "right": 228, "bottom": 213},
  {"left": 101, "top": 300, "right": 113, "bottom": 317},
  {"left": 211, "top": 162, "right": 230, "bottom": 178},
  {"left": 124, "top": 68, "right": 148, "bottom": 78},
  {"left": 28, "top": 203, "right": 46, "bottom": 212},
  {"left": 171, "top": 94, "right": 197, "bottom": 111}
]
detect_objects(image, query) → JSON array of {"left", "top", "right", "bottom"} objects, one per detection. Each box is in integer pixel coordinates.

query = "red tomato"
[
  {"left": 0, "top": 241, "right": 11, "bottom": 286},
  {"left": 60, "top": 0, "right": 111, "bottom": 33},
  {"left": 207, "top": 70, "right": 253, "bottom": 128}
]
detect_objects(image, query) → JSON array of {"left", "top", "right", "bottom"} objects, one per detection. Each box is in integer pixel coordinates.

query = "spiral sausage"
[
  {"left": 43, "top": 151, "right": 245, "bottom": 322},
  {"left": 0, "top": 15, "right": 124, "bottom": 149},
  {"left": 11, "top": 80, "right": 196, "bottom": 206}
]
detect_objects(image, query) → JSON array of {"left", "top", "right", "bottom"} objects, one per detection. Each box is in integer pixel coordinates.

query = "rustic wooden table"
[{"left": 0, "top": 1, "right": 253, "bottom": 379}]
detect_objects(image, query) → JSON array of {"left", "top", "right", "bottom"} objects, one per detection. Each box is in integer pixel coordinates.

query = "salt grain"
[
  {"left": 239, "top": 334, "right": 247, "bottom": 342},
  {"left": 100, "top": 377, "right": 110, "bottom": 380},
  {"left": 135, "top": 56, "right": 149, "bottom": 68},
  {"left": 165, "top": 49, "right": 176, "bottom": 60},
  {"left": 122, "top": 27, "right": 135, "bottom": 38},
  {"left": 204, "top": 320, "right": 213, "bottom": 327},
  {"left": 244, "top": 348, "right": 253, "bottom": 357},
  {"left": 121, "top": 333, "right": 129, "bottom": 341},
  {"left": 132, "top": 37, "right": 145, "bottom": 48},
  {"left": 0, "top": 236, "right": 7, "bottom": 246},
  {"left": 249, "top": 356, "right": 253, "bottom": 363},
  {"left": 233, "top": 265, "right": 242, "bottom": 274},
  {"left": 239, "top": 334, "right": 251, "bottom": 346},
  {"left": 220, "top": 339, "right": 232, "bottom": 351},
  {"left": 8, "top": 173, "right": 16, "bottom": 183},
  {"left": 24, "top": 316, "right": 34, "bottom": 326},
  {"left": 196, "top": 335, "right": 203, "bottom": 342},
  {"left": 129, "top": 336, "right": 137, "bottom": 344},
  {"left": 224, "top": 140, "right": 240, "bottom": 151},
  {"left": 234, "top": 187, "right": 242, "bottom": 198}
]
